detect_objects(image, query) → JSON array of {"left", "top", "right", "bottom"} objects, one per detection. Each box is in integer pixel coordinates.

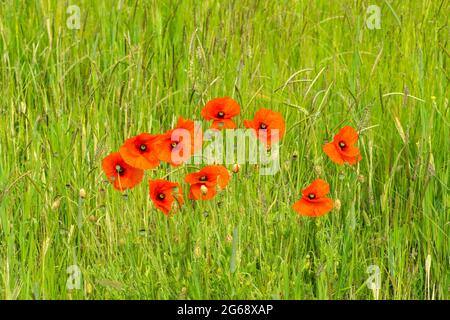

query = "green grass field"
[{"left": 0, "top": 0, "right": 448, "bottom": 300}]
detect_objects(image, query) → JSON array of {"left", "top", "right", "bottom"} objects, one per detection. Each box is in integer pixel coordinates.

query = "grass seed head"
[
  {"left": 51, "top": 198, "right": 61, "bottom": 210},
  {"left": 334, "top": 199, "right": 341, "bottom": 211}
]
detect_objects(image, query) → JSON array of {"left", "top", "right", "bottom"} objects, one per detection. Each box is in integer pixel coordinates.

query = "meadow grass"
[{"left": 0, "top": 0, "right": 448, "bottom": 299}]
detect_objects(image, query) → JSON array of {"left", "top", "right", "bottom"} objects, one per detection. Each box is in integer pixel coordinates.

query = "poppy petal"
[
  {"left": 335, "top": 126, "right": 359, "bottom": 145},
  {"left": 201, "top": 97, "right": 240, "bottom": 120},
  {"left": 213, "top": 165, "right": 231, "bottom": 189},
  {"left": 149, "top": 179, "right": 183, "bottom": 215},
  {"left": 102, "top": 152, "right": 144, "bottom": 191},
  {"left": 311, "top": 198, "right": 334, "bottom": 216},
  {"left": 338, "top": 144, "right": 361, "bottom": 158},
  {"left": 184, "top": 172, "right": 216, "bottom": 187},
  {"left": 292, "top": 198, "right": 315, "bottom": 217},
  {"left": 243, "top": 119, "right": 256, "bottom": 130},
  {"left": 292, "top": 198, "right": 333, "bottom": 217},
  {"left": 302, "top": 178, "right": 330, "bottom": 198},
  {"left": 119, "top": 136, "right": 160, "bottom": 170},
  {"left": 341, "top": 153, "right": 362, "bottom": 165},
  {"left": 189, "top": 184, "right": 217, "bottom": 200},
  {"left": 244, "top": 108, "right": 285, "bottom": 146},
  {"left": 211, "top": 119, "right": 237, "bottom": 129},
  {"left": 323, "top": 142, "right": 345, "bottom": 165}
]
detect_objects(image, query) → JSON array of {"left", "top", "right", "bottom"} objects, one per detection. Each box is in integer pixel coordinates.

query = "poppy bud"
[
  {"left": 357, "top": 175, "right": 366, "bottom": 183},
  {"left": 200, "top": 185, "right": 208, "bottom": 195},
  {"left": 225, "top": 234, "right": 233, "bottom": 242},
  {"left": 232, "top": 163, "right": 240, "bottom": 173},
  {"left": 334, "top": 199, "right": 341, "bottom": 211},
  {"left": 89, "top": 215, "right": 97, "bottom": 223},
  {"left": 79, "top": 188, "right": 87, "bottom": 199},
  {"left": 314, "top": 165, "right": 322, "bottom": 175},
  {"left": 51, "top": 198, "right": 61, "bottom": 210}
]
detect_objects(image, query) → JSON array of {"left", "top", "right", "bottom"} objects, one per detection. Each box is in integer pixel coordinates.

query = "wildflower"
[
  {"left": 184, "top": 165, "right": 230, "bottom": 200},
  {"left": 292, "top": 178, "right": 333, "bottom": 217},
  {"left": 119, "top": 133, "right": 160, "bottom": 169},
  {"left": 322, "top": 126, "right": 362, "bottom": 165},
  {"left": 244, "top": 108, "right": 285, "bottom": 146},
  {"left": 153, "top": 117, "right": 202, "bottom": 166},
  {"left": 149, "top": 179, "right": 184, "bottom": 215},
  {"left": 102, "top": 152, "right": 144, "bottom": 191},
  {"left": 201, "top": 97, "right": 240, "bottom": 130}
]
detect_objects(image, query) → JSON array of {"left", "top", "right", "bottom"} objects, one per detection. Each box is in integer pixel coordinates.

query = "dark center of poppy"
[
  {"left": 308, "top": 193, "right": 316, "bottom": 200},
  {"left": 199, "top": 175, "right": 207, "bottom": 181},
  {"left": 158, "top": 193, "right": 165, "bottom": 200},
  {"left": 115, "top": 164, "right": 125, "bottom": 176},
  {"left": 171, "top": 142, "right": 178, "bottom": 148},
  {"left": 217, "top": 111, "right": 225, "bottom": 118},
  {"left": 140, "top": 144, "right": 147, "bottom": 152},
  {"left": 259, "top": 123, "right": 268, "bottom": 130},
  {"left": 338, "top": 141, "right": 346, "bottom": 148}
]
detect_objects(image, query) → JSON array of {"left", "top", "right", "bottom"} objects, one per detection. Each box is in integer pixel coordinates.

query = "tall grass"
[{"left": 0, "top": 0, "right": 448, "bottom": 299}]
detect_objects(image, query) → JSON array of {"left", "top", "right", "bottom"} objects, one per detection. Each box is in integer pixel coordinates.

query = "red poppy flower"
[
  {"left": 322, "top": 126, "right": 362, "bottom": 165},
  {"left": 153, "top": 116, "right": 203, "bottom": 166},
  {"left": 149, "top": 179, "right": 183, "bottom": 215},
  {"left": 292, "top": 178, "right": 333, "bottom": 217},
  {"left": 102, "top": 152, "right": 144, "bottom": 191},
  {"left": 188, "top": 184, "right": 218, "bottom": 200},
  {"left": 244, "top": 108, "right": 286, "bottom": 146},
  {"left": 119, "top": 133, "right": 160, "bottom": 170},
  {"left": 201, "top": 97, "right": 241, "bottom": 130},
  {"left": 184, "top": 165, "right": 230, "bottom": 200}
]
